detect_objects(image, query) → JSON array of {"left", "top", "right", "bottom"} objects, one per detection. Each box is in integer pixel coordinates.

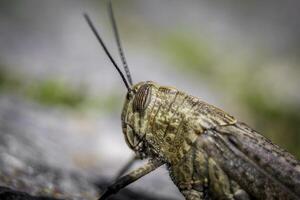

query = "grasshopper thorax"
[
  {"left": 121, "top": 81, "right": 200, "bottom": 163},
  {"left": 121, "top": 81, "right": 237, "bottom": 164}
]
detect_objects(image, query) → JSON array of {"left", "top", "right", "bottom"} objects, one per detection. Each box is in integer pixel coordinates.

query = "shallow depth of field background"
[{"left": 0, "top": 0, "right": 299, "bottom": 199}]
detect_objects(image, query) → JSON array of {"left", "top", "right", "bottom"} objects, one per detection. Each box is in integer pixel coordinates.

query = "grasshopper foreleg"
[
  {"left": 113, "top": 155, "right": 138, "bottom": 180},
  {"left": 99, "top": 159, "right": 164, "bottom": 200}
]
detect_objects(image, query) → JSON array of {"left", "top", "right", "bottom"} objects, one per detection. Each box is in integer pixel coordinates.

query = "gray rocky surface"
[{"left": 0, "top": 94, "right": 176, "bottom": 199}]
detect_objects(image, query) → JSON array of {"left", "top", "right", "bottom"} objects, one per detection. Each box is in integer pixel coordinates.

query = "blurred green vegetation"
[
  {"left": 0, "top": 67, "right": 22, "bottom": 91},
  {"left": 161, "top": 34, "right": 300, "bottom": 159},
  {"left": 27, "top": 80, "right": 86, "bottom": 108},
  {"left": 0, "top": 67, "right": 120, "bottom": 113},
  {"left": 161, "top": 33, "right": 215, "bottom": 77}
]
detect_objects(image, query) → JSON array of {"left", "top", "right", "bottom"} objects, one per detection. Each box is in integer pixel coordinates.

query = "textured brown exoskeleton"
[{"left": 84, "top": 1, "right": 300, "bottom": 199}]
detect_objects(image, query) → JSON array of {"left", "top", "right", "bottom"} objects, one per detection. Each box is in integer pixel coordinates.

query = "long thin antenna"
[
  {"left": 108, "top": 0, "right": 133, "bottom": 85},
  {"left": 84, "top": 13, "right": 131, "bottom": 92}
]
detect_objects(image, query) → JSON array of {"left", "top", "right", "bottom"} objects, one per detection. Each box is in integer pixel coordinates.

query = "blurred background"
[{"left": 0, "top": 0, "right": 299, "bottom": 199}]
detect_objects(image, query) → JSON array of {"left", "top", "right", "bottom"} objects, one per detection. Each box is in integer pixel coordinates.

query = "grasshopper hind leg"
[
  {"left": 181, "top": 189, "right": 208, "bottom": 200},
  {"left": 208, "top": 157, "right": 250, "bottom": 200},
  {"left": 169, "top": 138, "right": 250, "bottom": 200},
  {"left": 229, "top": 180, "right": 250, "bottom": 200},
  {"left": 168, "top": 147, "right": 211, "bottom": 200}
]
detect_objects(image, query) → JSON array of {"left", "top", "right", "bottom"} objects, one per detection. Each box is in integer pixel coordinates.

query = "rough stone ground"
[{"left": 0, "top": 94, "right": 175, "bottom": 200}]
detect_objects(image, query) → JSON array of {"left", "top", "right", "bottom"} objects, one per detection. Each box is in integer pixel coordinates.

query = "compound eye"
[{"left": 132, "top": 84, "right": 152, "bottom": 113}]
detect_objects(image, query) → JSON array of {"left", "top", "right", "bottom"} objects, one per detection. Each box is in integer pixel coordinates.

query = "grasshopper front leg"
[
  {"left": 113, "top": 155, "right": 138, "bottom": 180},
  {"left": 99, "top": 159, "right": 164, "bottom": 200}
]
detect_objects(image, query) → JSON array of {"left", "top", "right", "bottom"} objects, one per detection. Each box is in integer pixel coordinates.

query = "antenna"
[
  {"left": 108, "top": 0, "right": 133, "bottom": 85},
  {"left": 84, "top": 13, "right": 131, "bottom": 92}
]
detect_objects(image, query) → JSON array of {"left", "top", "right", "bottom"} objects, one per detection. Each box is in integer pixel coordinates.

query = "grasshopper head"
[{"left": 121, "top": 81, "right": 158, "bottom": 158}]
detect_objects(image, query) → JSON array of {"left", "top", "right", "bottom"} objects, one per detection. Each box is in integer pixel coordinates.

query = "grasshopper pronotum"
[{"left": 84, "top": 1, "right": 300, "bottom": 199}]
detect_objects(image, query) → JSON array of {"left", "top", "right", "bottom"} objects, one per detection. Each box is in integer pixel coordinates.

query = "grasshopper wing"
[{"left": 200, "top": 122, "right": 300, "bottom": 199}]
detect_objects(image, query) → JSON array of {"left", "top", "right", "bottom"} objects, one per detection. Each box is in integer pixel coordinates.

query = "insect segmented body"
[
  {"left": 120, "top": 81, "right": 300, "bottom": 200},
  {"left": 84, "top": 1, "right": 300, "bottom": 199},
  {"left": 122, "top": 81, "right": 236, "bottom": 165}
]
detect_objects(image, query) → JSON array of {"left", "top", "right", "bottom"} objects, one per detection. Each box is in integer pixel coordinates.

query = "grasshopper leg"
[
  {"left": 169, "top": 145, "right": 210, "bottom": 200},
  {"left": 181, "top": 189, "right": 206, "bottom": 200},
  {"left": 98, "top": 159, "right": 164, "bottom": 200},
  {"left": 229, "top": 181, "right": 250, "bottom": 200},
  {"left": 113, "top": 155, "right": 138, "bottom": 180}
]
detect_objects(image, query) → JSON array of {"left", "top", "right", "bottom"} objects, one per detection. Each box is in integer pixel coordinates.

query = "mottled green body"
[
  {"left": 122, "top": 81, "right": 235, "bottom": 164},
  {"left": 120, "top": 81, "right": 300, "bottom": 200}
]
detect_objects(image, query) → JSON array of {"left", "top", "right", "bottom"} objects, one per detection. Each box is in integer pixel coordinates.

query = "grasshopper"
[{"left": 84, "top": 1, "right": 300, "bottom": 199}]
